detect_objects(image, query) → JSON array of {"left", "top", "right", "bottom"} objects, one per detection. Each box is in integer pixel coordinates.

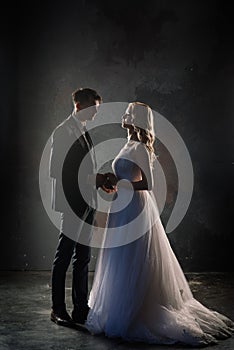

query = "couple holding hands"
[{"left": 49, "top": 87, "right": 233, "bottom": 347}]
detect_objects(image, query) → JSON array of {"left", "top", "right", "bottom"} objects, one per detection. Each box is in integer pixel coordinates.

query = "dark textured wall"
[{"left": 1, "top": 0, "right": 233, "bottom": 271}]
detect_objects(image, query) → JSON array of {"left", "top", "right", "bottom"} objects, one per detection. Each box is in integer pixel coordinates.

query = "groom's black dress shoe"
[
  {"left": 71, "top": 306, "right": 90, "bottom": 325},
  {"left": 50, "top": 309, "right": 74, "bottom": 327}
]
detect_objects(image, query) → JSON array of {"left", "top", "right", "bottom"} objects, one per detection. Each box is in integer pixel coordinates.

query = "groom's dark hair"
[{"left": 72, "top": 87, "right": 102, "bottom": 105}]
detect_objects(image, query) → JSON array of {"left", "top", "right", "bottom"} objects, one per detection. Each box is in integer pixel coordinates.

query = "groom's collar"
[{"left": 71, "top": 110, "right": 86, "bottom": 134}]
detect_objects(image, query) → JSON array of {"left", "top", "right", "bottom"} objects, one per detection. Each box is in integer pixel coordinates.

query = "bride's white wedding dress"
[{"left": 85, "top": 140, "right": 234, "bottom": 346}]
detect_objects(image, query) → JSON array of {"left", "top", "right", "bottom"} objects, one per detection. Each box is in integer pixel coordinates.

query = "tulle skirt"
[{"left": 85, "top": 190, "right": 234, "bottom": 346}]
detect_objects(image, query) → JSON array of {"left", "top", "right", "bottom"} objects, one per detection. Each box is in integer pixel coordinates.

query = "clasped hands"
[{"left": 96, "top": 172, "right": 118, "bottom": 194}]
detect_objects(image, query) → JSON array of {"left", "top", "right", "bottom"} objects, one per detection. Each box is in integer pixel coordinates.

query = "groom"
[{"left": 49, "top": 87, "right": 116, "bottom": 327}]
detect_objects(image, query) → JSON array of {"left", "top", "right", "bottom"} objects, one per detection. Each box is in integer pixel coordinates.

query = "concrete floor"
[{"left": 0, "top": 271, "right": 233, "bottom": 350}]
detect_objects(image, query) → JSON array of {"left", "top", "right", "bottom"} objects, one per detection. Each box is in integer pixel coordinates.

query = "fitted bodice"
[
  {"left": 112, "top": 141, "right": 143, "bottom": 182},
  {"left": 113, "top": 158, "right": 142, "bottom": 182}
]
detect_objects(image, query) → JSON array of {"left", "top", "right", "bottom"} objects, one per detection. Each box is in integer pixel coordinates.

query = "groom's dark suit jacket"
[{"left": 49, "top": 114, "right": 97, "bottom": 219}]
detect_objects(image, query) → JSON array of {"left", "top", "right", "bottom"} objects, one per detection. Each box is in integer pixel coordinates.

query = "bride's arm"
[{"left": 133, "top": 143, "right": 153, "bottom": 190}]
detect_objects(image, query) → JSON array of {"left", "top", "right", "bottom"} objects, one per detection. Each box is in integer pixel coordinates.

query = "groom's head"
[{"left": 72, "top": 87, "right": 102, "bottom": 121}]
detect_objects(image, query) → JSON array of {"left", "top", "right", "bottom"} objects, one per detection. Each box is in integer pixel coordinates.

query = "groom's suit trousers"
[{"left": 51, "top": 209, "right": 95, "bottom": 313}]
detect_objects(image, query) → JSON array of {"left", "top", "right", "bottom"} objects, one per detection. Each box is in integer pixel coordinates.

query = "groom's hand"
[
  {"left": 102, "top": 172, "right": 118, "bottom": 193},
  {"left": 96, "top": 173, "right": 106, "bottom": 189},
  {"left": 96, "top": 173, "right": 117, "bottom": 193}
]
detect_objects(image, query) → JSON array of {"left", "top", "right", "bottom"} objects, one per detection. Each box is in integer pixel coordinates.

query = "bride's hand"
[
  {"left": 101, "top": 184, "right": 117, "bottom": 194},
  {"left": 101, "top": 173, "right": 118, "bottom": 193}
]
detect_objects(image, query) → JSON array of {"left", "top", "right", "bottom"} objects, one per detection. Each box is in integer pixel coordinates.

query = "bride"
[{"left": 85, "top": 102, "right": 234, "bottom": 346}]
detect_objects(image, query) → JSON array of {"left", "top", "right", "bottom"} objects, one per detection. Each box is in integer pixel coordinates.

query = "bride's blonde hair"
[{"left": 127, "top": 102, "right": 156, "bottom": 164}]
